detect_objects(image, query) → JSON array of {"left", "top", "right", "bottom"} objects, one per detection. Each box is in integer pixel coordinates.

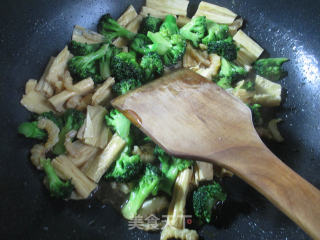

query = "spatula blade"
[{"left": 112, "top": 69, "right": 257, "bottom": 163}]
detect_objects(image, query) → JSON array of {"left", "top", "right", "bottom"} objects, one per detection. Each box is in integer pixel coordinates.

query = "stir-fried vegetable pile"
[{"left": 18, "top": 1, "right": 289, "bottom": 239}]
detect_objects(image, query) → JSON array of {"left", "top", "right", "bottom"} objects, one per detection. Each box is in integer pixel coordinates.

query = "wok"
[{"left": 1, "top": 0, "right": 319, "bottom": 239}]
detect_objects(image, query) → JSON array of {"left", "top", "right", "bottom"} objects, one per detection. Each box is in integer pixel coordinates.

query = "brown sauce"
[
  {"left": 95, "top": 181, "right": 129, "bottom": 212},
  {"left": 122, "top": 109, "right": 142, "bottom": 128}
]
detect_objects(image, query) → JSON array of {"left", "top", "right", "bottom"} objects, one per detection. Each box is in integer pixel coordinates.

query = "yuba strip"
[
  {"left": 233, "top": 30, "right": 264, "bottom": 66},
  {"left": 146, "top": 0, "right": 189, "bottom": 16},
  {"left": 195, "top": 1, "right": 237, "bottom": 25},
  {"left": 83, "top": 133, "right": 126, "bottom": 182}
]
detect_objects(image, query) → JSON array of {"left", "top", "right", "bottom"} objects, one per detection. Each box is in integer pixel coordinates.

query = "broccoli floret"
[
  {"left": 153, "top": 145, "right": 171, "bottom": 161},
  {"left": 203, "top": 21, "right": 236, "bottom": 60},
  {"left": 121, "top": 163, "right": 162, "bottom": 220},
  {"left": 207, "top": 37, "right": 237, "bottom": 61},
  {"left": 249, "top": 104, "right": 263, "bottom": 125},
  {"left": 52, "top": 109, "right": 85, "bottom": 155},
  {"left": 214, "top": 58, "right": 247, "bottom": 89},
  {"left": 180, "top": 16, "right": 206, "bottom": 47},
  {"left": 99, "top": 44, "right": 122, "bottom": 80},
  {"left": 240, "top": 80, "right": 255, "bottom": 91},
  {"left": 110, "top": 52, "right": 143, "bottom": 81},
  {"left": 130, "top": 34, "right": 158, "bottom": 55},
  {"left": 131, "top": 126, "right": 151, "bottom": 145},
  {"left": 112, "top": 78, "right": 142, "bottom": 96},
  {"left": 153, "top": 16, "right": 187, "bottom": 65},
  {"left": 254, "top": 58, "right": 289, "bottom": 81},
  {"left": 214, "top": 76, "right": 233, "bottom": 89},
  {"left": 105, "top": 109, "right": 134, "bottom": 155},
  {"left": 159, "top": 15, "right": 179, "bottom": 39},
  {"left": 106, "top": 153, "right": 143, "bottom": 182},
  {"left": 38, "top": 111, "right": 63, "bottom": 129},
  {"left": 69, "top": 40, "right": 101, "bottom": 56},
  {"left": 41, "top": 158, "right": 73, "bottom": 198},
  {"left": 163, "top": 34, "right": 186, "bottom": 66},
  {"left": 147, "top": 32, "right": 172, "bottom": 55},
  {"left": 18, "top": 121, "right": 47, "bottom": 140},
  {"left": 68, "top": 44, "right": 111, "bottom": 83},
  {"left": 105, "top": 109, "right": 131, "bottom": 143},
  {"left": 139, "top": 15, "right": 163, "bottom": 35},
  {"left": 148, "top": 32, "right": 186, "bottom": 66},
  {"left": 220, "top": 58, "right": 247, "bottom": 80},
  {"left": 193, "top": 182, "right": 227, "bottom": 223},
  {"left": 98, "top": 14, "right": 136, "bottom": 42},
  {"left": 154, "top": 146, "right": 193, "bottom": 195},
  {"left": 140, "top": 52, "right": 164, "bottom": 82},
  {"left": 202, "top": 20, "right": 229, "bottom": 45}
]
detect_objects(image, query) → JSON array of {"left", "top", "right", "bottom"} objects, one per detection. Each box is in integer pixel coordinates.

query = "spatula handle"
[{"left": 210, "top": 146, "right": 320, "bottom": 239}]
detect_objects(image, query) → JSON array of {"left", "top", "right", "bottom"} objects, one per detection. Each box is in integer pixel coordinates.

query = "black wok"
[{"left": 1, "top": 0, "right": 319, "bottom": 239}]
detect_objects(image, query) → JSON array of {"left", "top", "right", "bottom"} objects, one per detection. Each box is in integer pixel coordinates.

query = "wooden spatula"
[{"left": 112, "top": 69, "right": 320, "bottom": 239}]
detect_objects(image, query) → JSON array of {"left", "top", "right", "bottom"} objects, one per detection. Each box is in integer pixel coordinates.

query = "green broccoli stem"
[
  {"left": 40, "top": 158, "right": 73, "bottom": 198},
  {"left": 98, "top": 14, "right": 136, "bottom": 42},
  {"left": 100, "top": 45, "right": 122, "bottom": 80},
  {"left": 159, "top": 167, "right": 179, "bottom": 195},
  {"left": 18, "top": 121, "right": 47, "bottom": 140},
  {"left": 111, "top": 26, "right": 135, "bottom": 40},
  {"left": 121, "top": 164, "right": 161, "bottom": 220},
  {"left": 147, "top": 32, "right": 172, "bottom": 55},
  {"left": 52, "top": 109, "right": 84, "bottom": 155},
  {"left": 41, "top": 158, "right": 61, "bottom": 186},
  {"left": 99, "top": 48, "right": 113, "bottom": 79},
  {"left": 52, "top": 114, "right": 74, "bottom": 155},
  {"left": 121, "top": 176, "right": 160, "bottom": 220},
  {"left": 52, "top": 125, "right": 70, "bottom": 155},
  {"left": 82, "top": 44, "right": 110, "bottom": 66}
]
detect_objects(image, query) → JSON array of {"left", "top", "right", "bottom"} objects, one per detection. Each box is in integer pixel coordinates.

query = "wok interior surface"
[{"left": 1, "top": 0, "right": 319, "bottom": 239}]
